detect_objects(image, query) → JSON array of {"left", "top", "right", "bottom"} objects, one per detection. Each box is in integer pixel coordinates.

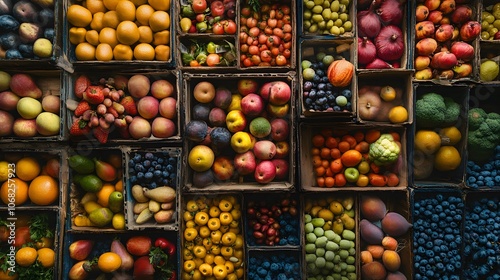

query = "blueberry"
[
  {"left": 341, "top": 89, "right": 352, "bottom": 99},
  {"left": 145, "top": 172, "right": 153, "bottom": 179},
  {"left": 309, "top": 90, "right": 316, "bottom": 98},
  {"left": 326, "top": 83, "right": 334, "bottom": 91},
  {"left": 167, "top": 165, "right": 174, "bottom": 172},
  {"left": 154, "top": 170, "right": 162, "bottom": 177},
  {"left": 317, "top": 83, "right": 326, "bottom": 90},
  {"left": 145, "top": 152, "right": 154, "bottom": 160},
  {"left": 143, "top": 160, "right": 151, "bottom": 167},
  {"left": 137, "top": 172, "right": 144, "bottom": 179},
  {"left": 149, "top": 182, "right": 157, "bottom": 189},
  {"left": 303, "top": 81, "right": 313, "bottom": 91},
  {"left": 321, "top": 76, "right": 329, "bottom": 83},
  {"left": 333, "top": 105, "right": 341, "bottom": 111},
  {"left": 313, "top": 75, "right": 321, "bottom": 82}
]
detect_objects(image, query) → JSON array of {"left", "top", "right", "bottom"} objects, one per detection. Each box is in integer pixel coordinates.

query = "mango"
[
  {"left": 381, "top": 212, "right": 412, "bottom": 237},
  {"left": 360, "top": 195, "right": 387, "bottom": 222},
  {"left": 361, "top": 261, "right": 387, "bottom": 280},
  {"left": 382, "top": 250, "right": 401, "bottom": 272},
  {"left": 360, "top": 219, "right": 384, "bottom": 245}
]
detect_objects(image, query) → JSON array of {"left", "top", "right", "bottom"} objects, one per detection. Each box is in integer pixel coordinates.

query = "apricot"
[{"left": 340, "top": 150, "right": 363, "bottom": 167}]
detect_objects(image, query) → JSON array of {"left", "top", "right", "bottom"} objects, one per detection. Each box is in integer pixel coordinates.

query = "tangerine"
[
  {"left": 96, "top": 183, "right": 115, "bottom": 207},
  {"left": 1, "top": 178, "right": 28, "bottom": 205},
  {"left": 15, "top": 247, "right": 37, "bottom": 267},
  {"left": 28, "top": 175, "right": 59, "bottom": 206},
  {"left": 138, "top": 25, "right": 153, "bottom": 43},
  {"left": 148, "top": 10, "right": 170, "bottom": 32},
  {"left": 98, "top": 27, "right": 118, "bottom": 48},
  {"left": 116, "top": 0, "right": 136, "bottom": 21},
  {"left": 16, "top": 157, "right": 40, "bottom": 181},
  {"left": 95, "top": 43, "right": 114, "bottom": 61},
  {"left": 133, "top": 43, "right": 155, "bottom": 60},
  {"left": 434, "top": 146, "right": 461, "bottom": 171},
  {"left": 113, "top": 44, "right": 133, "bottom": 60},
  {"left": 86, "top": 0, "right": 107, "bottom": 14},
  {"left": 102, "top": 11, "right": 120, "bottom": 28},
  {"left": 102, "top": 0, "right": 120, "bottom": 10},
  {"left": 97, "top": 252, "right": 121, "bottom": 273},
  {"left": 116, "top": 21, "right": 140, "bottom": 45},
  {"left": 85, "top": 30, "right": 99, "bottom": 46},
  {"left": 439, "top": 126, "right": 461, "bottom": 146},
  {"left": 90, "top": 12, "right": 104, "bottom": 32},
  {"left": 37, "top": 248, "right": 55, "bottom": 268},
  {"left": 148, "top": 0, "right": 170, "bottom": 11},
  {"left": 152, "top": 30, "right": 170, "bottom": 45},
  {"left": 388, "top": 106, "right": 408, "bottom": 124},
  {"left": 135, "top": 4, "right": 154, "bottom": 26},
  {"left": 67, "top": 5, "right": 92, "bottom": 27},
  {"left": 75, "top": 42, "right": 96, "bottom": 61}
]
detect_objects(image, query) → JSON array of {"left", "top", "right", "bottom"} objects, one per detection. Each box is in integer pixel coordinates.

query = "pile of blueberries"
[
  {"left": 463, "top": 196, "right": 500, "bottom": 279},
  {"left": 466, "top": 145, "right": 500, "bottom": 188},
  {"left": 247, "top": 253, "right": 300, "bottom": 280},
  {"left": 128, "top": 151, "right": 177, "bottom": 189},
  {"left": 302, "top": 64, "right": 353, "bottom": 112},
  {"left": 412, "top": 193, "right": 464, "bottom": 280}
]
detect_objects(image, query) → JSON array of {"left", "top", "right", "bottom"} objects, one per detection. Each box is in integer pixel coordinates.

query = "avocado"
[
  {"left": 79, "top": 174, "right": 103, "bottom": 193},
  {"left": 69, "top": 155, "right": 95, "bottom": 174}
]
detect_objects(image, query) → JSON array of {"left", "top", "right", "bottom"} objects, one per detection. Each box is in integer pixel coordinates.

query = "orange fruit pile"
[{"left": 67, "top": 0, "right": 171, "bottom": 61}]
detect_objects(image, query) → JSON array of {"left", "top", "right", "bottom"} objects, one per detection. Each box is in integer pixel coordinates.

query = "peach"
[
  {"left": 137, "top": 96, "right": 159, "bottom": 119},
  {"left": 129, "top": 116, "right": 151, "bottom": 139},
  {"left": 0, "top": 91, "right": 20, "bottom": 111},
  {"left": 382, "top": 250, "right": 401, "bottom": 272},
  {"left": 128, "top": 74, "right": 151, "bottom": 98},
  {"left": 159, "top": 97, "right": 176, "bottom": 119},
  {"left": 41, "top": 95, "right": 60, "bottom": 114},
  {"left": 151, "top": 117, "right": 175, "bottom": 138},
  {"left": 151, "top": 79, "right": 174, "bottom": 99}
]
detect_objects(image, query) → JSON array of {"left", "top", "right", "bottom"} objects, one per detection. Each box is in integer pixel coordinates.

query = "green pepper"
[
  {"left": 207, "top": 42, "right": 217, "bottom": 54},
  {"left": 181, "top": 5, "right": 195, "bottom": 17}
]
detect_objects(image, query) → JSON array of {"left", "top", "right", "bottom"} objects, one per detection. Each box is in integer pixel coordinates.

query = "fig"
[
  {"left": 361, "top": 261, "right": 387, "bottom": 280},
  {"left": 386, "top": 271, "right": 408, "bottom": 280},
  {"left": 360, "top": 195, "right": 387, "bottom": 222},
  {"left": 360, "top": 219, "right": 385, "bottom": 245},
  {"left": 381, "top": 212, "right": 412, "bottom": 237}
]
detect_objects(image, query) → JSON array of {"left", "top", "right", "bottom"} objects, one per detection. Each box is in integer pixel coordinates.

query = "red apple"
[
  {"left": 268, "top": 81, "right": 291, "bottom": 105},
  {"left": 266, "top": 103, "right": 289, "bottom": 118},
  {"left": 259, "top": 81, "right": 273, "bottom": 100},
  {"left": 237, "top": 79, "right": 259, "bottom": 96},
  {"left": 253, "top": 140, "right": 277, "bottom": 160},
  {"left": 212, "top": 156, "right": 235, "bottom": 181},
  {"left": 150, "top": 79, "right": 174, "bottom": 99},
  {"left": 270, "top": 118, "right": 289, "bottom": 142},
  {"left": 254, "top": 160, "right": 276, "bottom": 183},
  {"left": 193, "top": 81, "right": 216, "bottom": 103},
  {"left": 233, "top": 150, "right": 256, "bottom": 175},
  {"left": 274, "top": 141, "right": 289, "bottom": 159},
  {"left": 151, "top": 117, "right": 176, "bottom": 138},
  {"left": 240, "top": 93, "right": 264, "bottom": 117},
  {"left": 271, "top": 159, "right": 289, "bottom": 180}
]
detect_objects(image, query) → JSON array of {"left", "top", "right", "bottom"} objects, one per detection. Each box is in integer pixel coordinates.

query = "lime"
[
  {"left": 69, "top": 155, "right": 95, "bottom": 174},
  {"left": 79, "top": 174, "right": 103, "bottom": 193}
]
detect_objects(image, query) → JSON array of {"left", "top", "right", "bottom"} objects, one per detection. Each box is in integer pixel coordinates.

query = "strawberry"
[
  {"left": 69, "top": 118, "right": 90, "bottom": 136},
  {"left": 74, "top": 101, "right": 91, "bottom": 117},
  {"left": 120, "top": 96, "right": 137, "bottom": 115},
  {"left": 74, "top": 75, "right": 90, "bottom": 99},
  {"left": 93, "top": 126, "right": 109, "bottom": 144},
  {"left": 83, "top": 86, "right": 105, "bottom": 105}
]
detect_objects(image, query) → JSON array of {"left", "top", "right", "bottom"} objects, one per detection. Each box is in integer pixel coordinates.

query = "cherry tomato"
[
  {"left": 251, "top": 55, "right": 261, "bottom": 65},
  {"left": 242, "top": 58, "right": 253, "bottom": 67},
  {"left": 248, "top": 45, "right": 259, "bottom": 55},
  {"left": 241, "top": 6, "right": 251, "bottom": 17},
  {"left": 267, "top": 18, "right": 277, "bottom": 28},
  {"left": 224, "top": 20, "right": 237, "bottom": 34},
  {"left": 248, "top": 26, "right": 260, "bottom": 37},
  {"left": 212, "top": 22, "right": 224, "bottom": 35},
  {"left": 260, "top": 50, "right": 272, "bottom": 62},
  {"left": 275, "top": 54, "right": 287, "bottom": 66},
  {"left": 240, "top": 43, "right": 249, "bottom": 53}
]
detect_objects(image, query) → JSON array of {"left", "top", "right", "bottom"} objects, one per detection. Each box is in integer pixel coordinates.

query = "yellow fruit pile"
[{"left": 66, "top": 0, "right": 171, "bottom": 61}]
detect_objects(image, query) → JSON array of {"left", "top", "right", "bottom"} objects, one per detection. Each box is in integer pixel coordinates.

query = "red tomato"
[
  {"left": 283, "top": 32, "right": 292, "bottom": 42},
  {"left": 240, "top": 17, "right": 247, "bottom": 26},
  {"left": 282, "top": 14, "right": 291, "bottom": 24},
  {"left": 276, "top": 19, "right": 284, "bottom": 28},
  {"left": 241, "top": 6, "right": 251, "bottom": 17},
  {"left": 276, "top": 10, "right": 284, "bottom": 19},
  {"left": 280, "top": 4, "right": 291, "bottom": 15},
  {"left": 270, "top": 47, "right": 280, "bottom": 56},
  {"left": 264, "top": 26, "right": 273, "bottom": 35},
  {"left": 239, "top": 31, "right": 248, "bottom": 42},
  {"left": 192, "top": 0, "right": 207, "bottom": 14},
  {"left": 283, "top": 23, "right": 292, "bottom": 33},
  {"left": 259, "top": 62, "right": 271, "bottom": 66},
  {"left": 248, "top": 45, "right": 259, "bottom": 55},
  {"left": 283, "top": 41, "right": 292, "bottom": 49},
  {"left": 224, "top": 20, "right": 237, "bottom": 34},
  {"left": 246, "top": 17, "right": 257, "bottom": 28},
  {"left": 246, "top": 36, "right": 254, "bottom": 46},
  {"left": 269, "top": 9, "right": 276, "bottom": 19},
  {"left": 261, "top": 50, "right": 272, "bottom": 62},
  {"left": 212, "top": 22, "right": 224, "bottom": 35},
  {"left": 267, "top": 18, "right": 277, "bottom": 28},
  {"left": 210, "top": 0, "right": 225, "bottom": 17},
  {"left": 240, "top": 43, "right": 249, "bottom": 53},
  {"left": 248, "top": 26, "right": 260, "bottom": 37},
  {"left": 273, "top": 28, "right": 284, "bottom": 38},
  {"left": 258, "top": 21, "right": 267, "bottom": 30},
  {"left": 258, "top": 44, "right": 268, "bottom": 52},
  {"left": 258, "top": 34, "right": 268, "bottom": 44},
  {"left": 270, "top": 35, "right": 281, "bottom": 46},
  {"left": 206, "top": 53, "right": 220, "bottom": 66},
  {"left": 14, "top": 226, "right": 31, "bottom": 248},
  {"left": 283, "top": 48, "right": 291, "bottom": 58},
  {"left": 251, "top": 54, "right": 261, "bottom": 65},
  {"left": 260, "top": 4, "right": 271, "bottom": 13},
  {"left": 242, "top": 58, "right": 253, "bottom": 67},
  {"left": 276, "top": 54, "right": 287, "bottom": 66}
]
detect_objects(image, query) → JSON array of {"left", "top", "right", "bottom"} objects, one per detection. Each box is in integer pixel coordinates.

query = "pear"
[{"left": 94, "top": 159, "right": 117, "bottom": 182}]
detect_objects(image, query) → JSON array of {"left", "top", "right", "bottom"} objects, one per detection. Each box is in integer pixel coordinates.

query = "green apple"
[
  {"left": 36, "top": 112, "right": 60, "bottom": 136},
  {"left": 17, "top": 97, "right": 42, "bottom": 119},
  {"left": 344, "top": 167, "right": 359, "bottom": 183}
]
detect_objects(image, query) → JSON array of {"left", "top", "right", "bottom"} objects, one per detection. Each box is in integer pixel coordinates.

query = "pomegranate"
[
  {"left": 427, "top": 10, "right": 443, "bottom": 24},
  {"left": 453, "top": 63, "right": 472, "bottom": 78},
  {"left": 451, "top": 5, "right": 473, "bottom": 24},
  {"left": 415, "top": 21, "right": 435, "bottom": 40},
  {"left": 439, "top": 0, "right": 456, "bottom": 14},
  {"left": 430, "top": 51, "right": 458, "bottom": 70},
  {"left": 450, "top": 41, "right": 474, "bottom": 62},
  {"left": 416, "top": 5, "right": 429, "bottom": 21},
  {"left": 357, "top": 37, "right": 377, "bottom": 65},
  {"left": 424, "top": 0, "right": 440, "bottom": 11},
  {"left": 375, "top": 25, "right": 404, "bottom": 62},
  {"left": 435, "top": 24, "right": 454, "bottom": 42},
  {"left": 415, "top": 56, "right": 431, "bottom": 70},
  {"left": 460, "top": 21, "right": 481, "bottom": 42},
  {"left": 416, "top": 38, "right": 438, "bottom": 56}
]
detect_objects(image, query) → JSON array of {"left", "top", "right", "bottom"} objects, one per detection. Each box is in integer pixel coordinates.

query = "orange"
[
  {"left": 96, "top": 43, "right": 114, "bottom": 61},
  {"left": 0, "top": 178, "right": 28, "bottom": 205},
  {"left": 415, "top": 130, "right": 441, "bottom": 155},
  {"left": 67, "top": 5, "right": 92, "bottom": 27},
  {"left": 97, "top": 252, "right": 121, "bottom": 273},
  {"left": 133, "top": 43, "right": 155, "bottom": 60},
  {"left": 99, "top": 27, "right": 118, "bottom": 48},
  {"left": 69, "top": 27, "right": 87, "bottom": 45},
  {"left": 155, "top": 45, "right": 170, "bottom": 61},
  {"left": 0, "top": 161, "right": 8, "bottom": 182},
  {"left": 136, "top": 4, "right": 154, "bottom": 26},
  {"left": 153, "top": 30, "right": 170, "bottom": 45},
  {"left": 138, "top": 25, "right": 153, "bottom": 43},
  {"left": 75, "top": 42, "right": 96, "bottom": 60},
  {"left": 380, "top": 86, "right": 396, "bottom": 102},
  {"left": 103, "top": 0, "right": 120, "bottom": 10},
  {"left": 28, "top": 175, "right": 58, "bottom": 205},
  {"left": 86, "top": 0, "right": 107, "bottom": 14},
  {"left": 114, "top": 179, "right": 123, "bottom": 192},
  {"left": 16, "top": 157, "right": 40, "bottom": 181},
  {"left": 102, "top": 11, "right": 120, "bottom": 28},
  {"left": 0, "top": 270, "right": 17, "bottom": 280},
  {"left": 96, "top": 183, "right": 115, "bottom": 207},
  {"left": 388, "top": 106, "right": 408, "bottom": 124},
  {"left": 434, "top": 146, "right": 461, "bottom": 171},
  {"left": 15, "top": 247, "right": 37, "bottom": 267},
  {"left": 113, "top": 44, "right": 133, "bottom": 60},
  {"left": 90, "top": 12, "right": 104, "bottom": 32},
  {"left": 130, "top": 0, "right": 147, "bottom": 6},
  {"left": 37, "top": 248, "right": 55, "bottom": 268},
  {"left": 116, "top": 0, "right": 136, "bottom": 21},
  {"left": 85, "top": 30, "right": 99, "bottom": 46},
  {"left": 116, "top": 21, "right": 139, "bottom": 45},
  {"left": 149, "top": 11, "right": 170, "bottom": 32},
  {"left": 148, "top": 0, "right": 170, "bottom": 11},
  {"left": 439, "top": 126, "right": 461, "bottom": 146}
]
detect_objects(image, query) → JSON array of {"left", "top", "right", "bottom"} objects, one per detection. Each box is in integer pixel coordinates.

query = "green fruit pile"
[
  {"left": 302, "top": 0, "right": 352, "bottom": 35},
  {"left": 481, "top": 3, "right": 500, "bottom": 40}
]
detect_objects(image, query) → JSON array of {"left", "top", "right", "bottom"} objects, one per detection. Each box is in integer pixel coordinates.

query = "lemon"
[
  {"left": 0, "top": 161, "right": 9, "bottom": 182},
  {"left": 415, "top": 130, "right": 442, "bottom": 155},
  {"left": 480, "top": 60, "right": 499, "bottom": 81},
  {"left": 388, "top": 106, "right": 408, "bottom": 124},
  {"left": 380, "top": 86, "right": 396, "bottom": 101},
  {"left": 112, "top": 213, "right": 126, "bottom": 230},
  {"left": 434, "top": 146, "right": 461, "bottom": 171}
]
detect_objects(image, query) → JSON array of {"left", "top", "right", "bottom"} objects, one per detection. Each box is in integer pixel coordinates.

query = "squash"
[{"left": 327, "top": 59, "right": 354, "bottom": 87}]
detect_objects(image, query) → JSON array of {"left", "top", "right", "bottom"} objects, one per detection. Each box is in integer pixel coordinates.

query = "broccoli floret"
[
  {"left": 443, "top": 97, "right": 461, "bottom": 125},
  {"left": 468, "top": 109, "right": 500, "bottom": 162},
  {"left": 468, "top": 108, "right": 487, "bottom": 130},
  {"left": 415, "top": 93, "right": 446, "bottom": 128}
]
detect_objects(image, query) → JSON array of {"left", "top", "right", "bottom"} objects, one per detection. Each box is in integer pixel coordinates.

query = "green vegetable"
[
  {"left": 369, "top": 134, "right": 400, "bottom": 166},
  {"left": 467, "top": 108, "right": 500, "bottom": 162},
  {"left": 415, "top": 93, "right": 460, "bottom": 128}
]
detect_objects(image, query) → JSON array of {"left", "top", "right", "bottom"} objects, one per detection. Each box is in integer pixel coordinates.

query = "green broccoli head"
[
  {"left": 468, "top": 108, "right": 487, "bottom": 130},
  {"left": 443, "top": 97, "right": 460, "bottom": 126},
  {"left": 415, "top": 93, "right": 446, "bottom": 128}
]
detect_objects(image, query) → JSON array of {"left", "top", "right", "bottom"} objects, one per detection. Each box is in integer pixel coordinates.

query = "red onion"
[
  {"left": 358, "top": 37, "right": 377, "bottom": 65},
  {"left": 357, "top": 1, "right": 381, "bottom": 38},
  {"left": 365, "top": 58, "right": 394, "bottom": 69},
  {"left": 377, "top": 0, "right": 404, "bottom": 25},
  {"left": 375, "top": 25, "right": 404, "bottom": 61},
  {"left": 450, "top": 41, "right": 474, "bottom": 62}
]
